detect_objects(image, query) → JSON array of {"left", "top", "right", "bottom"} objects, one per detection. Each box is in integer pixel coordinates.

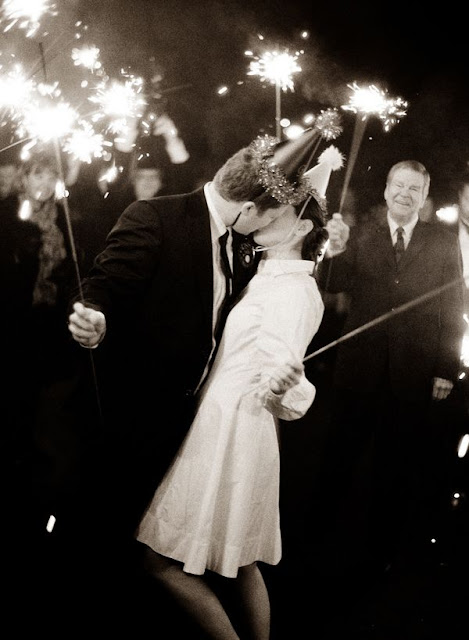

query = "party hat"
[
  {"left": 303, "top": 145, "right": 345, "bottom": 198},
  {"left": 250, "top": 128, "right": 321, "bottom": 205}
]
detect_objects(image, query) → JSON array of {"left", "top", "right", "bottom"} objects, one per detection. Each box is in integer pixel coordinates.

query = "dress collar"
[{"left": 257, "top": 258, "right": 315, "bottom": 276}]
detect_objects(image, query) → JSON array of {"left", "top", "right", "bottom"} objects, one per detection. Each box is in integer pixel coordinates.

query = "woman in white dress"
[{"left": 134, "top": 186, "right": 329, "bottom": 639}]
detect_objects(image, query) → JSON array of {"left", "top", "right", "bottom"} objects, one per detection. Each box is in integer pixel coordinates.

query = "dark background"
[{"left": 3, "top": 0, "right": 469, "bottom": 213}]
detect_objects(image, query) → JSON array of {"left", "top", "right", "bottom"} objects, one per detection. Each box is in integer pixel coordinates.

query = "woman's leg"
[
  {"left": 142, "top": 546, "right": 240, "bottom": 640},
  {"left": 232, "top": 563, "right": 271, "bottom": 640}
]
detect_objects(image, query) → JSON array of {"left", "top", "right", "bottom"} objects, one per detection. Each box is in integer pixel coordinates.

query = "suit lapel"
[
  {"left": 397, "top": 219, "right": 426, "bottom": 270},
  {"left": 231, "top": 231, "right": 259, "bottom": 298},
  {"left": 186, "top": 189, "right": 214, "bottom": 339},
  {"left": 374, "top": 216, "right": 396, "bottom": 269}
]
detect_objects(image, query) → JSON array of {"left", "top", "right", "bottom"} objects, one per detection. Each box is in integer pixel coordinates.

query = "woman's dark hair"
[{"left": 296, "top": 196, "right": 329, "bottom": 262}]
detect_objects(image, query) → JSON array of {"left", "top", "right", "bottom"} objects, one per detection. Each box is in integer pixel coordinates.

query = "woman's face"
[
  {"left": 253, "top": 205, "right": 298, "bottom": 247},
  {"left": 23, "top": 166, "right": 58, "bottom": 202}
]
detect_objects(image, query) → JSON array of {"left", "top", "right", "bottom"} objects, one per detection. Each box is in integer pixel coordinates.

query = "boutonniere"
[{"left": 237, "top": 239, "right": 256, "bottom": 268}]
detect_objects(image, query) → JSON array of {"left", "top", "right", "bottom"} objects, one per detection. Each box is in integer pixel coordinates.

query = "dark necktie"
[
  {"left": 394, "top": 226, "right": 405, "bottom": 264},
  {"left": 215, "top": 231, "right": 232, "bottom": 342},
  {"left": 219, "top": 231, "right": 232, "bottom": 299}
]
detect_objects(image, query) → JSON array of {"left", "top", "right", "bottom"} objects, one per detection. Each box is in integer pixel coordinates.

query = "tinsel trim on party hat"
[{"left": 250, "top": 135, "right": 316, "bottom": 206}]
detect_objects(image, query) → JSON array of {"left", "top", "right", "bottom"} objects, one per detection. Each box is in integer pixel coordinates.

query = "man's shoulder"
[
  {"left": 419, "top": 219, "right": 460, "bottom": 245},
  {"left": 144, "top": 186, "right": 206, "bottom": 210}
]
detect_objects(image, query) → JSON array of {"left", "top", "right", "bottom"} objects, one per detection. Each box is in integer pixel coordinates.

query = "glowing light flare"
[
  {"left": 55, "top": 179, "right": 66, "bottom": 199},
  {"left": 89, "top": 77, "right": 147, "bottom": 133},
  {"left": 460, "top": 313, "right": 469, "bottom": 367},
  {"left": 71, "top": 45, "right": 101, "bottom": 72},
  {"left": 315, "top": 108, "right": 343, "bottom": 140},
  {"left": 1, "top": 0, "right": 57, "bottom": 37},
  {"left": 342, "top": 82, "right": 408, "bottom": 131},
  {"left": 63, "top": 121, "right": 105, "bottom": 163},
  {"left": 284, "top": 124, "right": 305, "bottom": 140},
  {"left": 98, "top": 164, "right": 119, "bottom": 186},
  {"left": 21, "top": 101, "right": 78, "bottom": 142},
  {"left": 18, "top": 199, "right": 32, "bottom": 220},
  {"left": 247, "top": 50, "right": 302, "bottom": 92},
  {"left": 457, "top": 434, "right": 469, "bottom": 458},
  {"left": 0, "top": 64, "right": 35, "bottom": 112},
  {"left": 436, "top": 205, "right": 459, "bottom": 224},
  {"left": 46, "top": 514, "right": 56, "bottom": 533}
]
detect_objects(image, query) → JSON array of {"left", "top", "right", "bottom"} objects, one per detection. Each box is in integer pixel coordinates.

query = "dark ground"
[{"left": 5, "top": 342, "right": 469, "bottom": 639}]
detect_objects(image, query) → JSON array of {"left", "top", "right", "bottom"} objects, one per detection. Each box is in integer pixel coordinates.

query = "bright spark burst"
[
  {"left": 0, "top": 64, "right": 35, "bottom": 112},
  {"left": 1, "top": 0, "right": 57, "bottom": 37},
  {"left": 435, "top": 205, "right": 459, "bottom": 225},
  {"left": 247, "top": 50, "right": 302, "bottom": 92},
  {"left": 71, "top": 45, "right": 102, "bottom": 72},
  {"left": 315, "top": 108, "right": 343, "bottom": 140},
  {"left": 20, "top": 101, "right": 78, "bottom": 142},
  {"left": 342, "top": 82, "right": 408, "bottom": 131},
  {"left": 62, "top": 120, "right": 105, "bottom": 163},
  {"left": 89, "top": 75, "right": 147, "bottom": 134}
]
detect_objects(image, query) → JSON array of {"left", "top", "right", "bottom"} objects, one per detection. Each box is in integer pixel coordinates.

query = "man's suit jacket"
[
  {"left": 74, "top": 187, "right": 259, "bottom": 505},
  {"left": 319, "top": 215, "right": 465, "bottom": 397}
]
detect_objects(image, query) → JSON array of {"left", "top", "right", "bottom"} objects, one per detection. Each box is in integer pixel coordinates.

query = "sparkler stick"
[
  {"left": 303, "top": 275, "right": 464, "bottom": 363},
  {"left": 275, "top": 80, "right": 281, "bottom": 138},
  {"left": 338, "top": 82, "right": 408, "bottom": 213},
  {"left": 338, "top": 113, "right": 367, "bottom": 213},
  {"left": 33, "top": 41, "right": 104, "bottom": 418},
  {"left": 247, "top": 49, "right": 301, "bottom": 139}
]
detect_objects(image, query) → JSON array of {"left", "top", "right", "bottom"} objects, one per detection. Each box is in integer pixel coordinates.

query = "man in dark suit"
[
  {"left": 66, "top": 132, "right": 317, "bottom": 552},
  {"left": 315, "top": 160, "right": 465, "bottom": 572}
]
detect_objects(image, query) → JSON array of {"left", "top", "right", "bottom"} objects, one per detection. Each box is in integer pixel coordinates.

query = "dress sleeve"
[
  {"left": 262, "top": 378, "right": 316, "bottom": 421},
  {"left": 250, "top": 276, "right": 323, "bottom": 421}
]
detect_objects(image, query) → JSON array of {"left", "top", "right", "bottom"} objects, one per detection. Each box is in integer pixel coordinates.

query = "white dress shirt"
[{"left": 387, "top": 212, "right": 419, "bottom": 250}]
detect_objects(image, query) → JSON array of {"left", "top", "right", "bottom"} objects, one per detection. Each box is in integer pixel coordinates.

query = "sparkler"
[
  {"left": 88, "top": 74, "right": 147, "bottom": 135},
  {"left": 247, "top": 49, "right": 302, "bottom": 138},
  {"left": 1, "top": 0, "right": 57, "bottom": 37},
  {"left": 303, "top": 108, "right": 344, "bottom": 171},
  {"left": 339, "top": 82, "right": 408, "bottom": 213}
]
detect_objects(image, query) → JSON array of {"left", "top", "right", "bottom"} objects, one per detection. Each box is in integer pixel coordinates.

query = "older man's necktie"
[{"left": 394, "top": 226, "right": 405, "bottom": 264}]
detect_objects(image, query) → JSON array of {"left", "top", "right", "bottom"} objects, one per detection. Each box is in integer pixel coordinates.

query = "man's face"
[
  {"left": 253, "top": 205, "right": 297, "bottom": 246},
  {"left": 384, "top": 168, "right": 427, "bottom": 224},
  {"left": 23, "top": 166, "right": 58, "bottom": 202},
  {"left": 459, "top": 184, "right": 469, "bottom": 224},
  {"left": 233, "top": 202, "right": 289, "bottom": 236},
  {"left": 133, "top": 168, "right": 162, "bottom": 200}
]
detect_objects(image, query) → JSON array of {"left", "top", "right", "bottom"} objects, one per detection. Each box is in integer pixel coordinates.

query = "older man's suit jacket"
[
  {"left": 319, "top": 215, "right": 465, "bottom": 397},
  {"left": 74, "top": 187, "right": 259, "bottom": 513}
]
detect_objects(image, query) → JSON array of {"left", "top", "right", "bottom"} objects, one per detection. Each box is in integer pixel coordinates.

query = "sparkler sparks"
[
  {"left": 89, "top": 75, "right": 147, "bottom": 134},
  {"left": 20, "top": 100, "right": 78, "bottom": 141},
  {"left": 71, "top": 45, "right": 102, "bottom": 72},
  {"left": 341, "top": 82, "right": 408, "bottom": 131},
  {"left": 0, "top": 63, "right": 35, "bottom": 113},
  {"left": 247, "top": 49, "right": 302, "bottom": 92},
  {"left": 62, "top": 120, "right": 105, "bottom": 163},
  {"left": 1, "top": 0, "right": 57, "bottom": 37},
  {"left": 314, "top": 108, "right": 343, "bottom": 141}
]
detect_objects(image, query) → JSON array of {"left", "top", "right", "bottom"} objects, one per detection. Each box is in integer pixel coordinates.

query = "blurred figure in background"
[
  {"left": 0, "top": 154, "right": 21, "bottom": 200},
  {"left": 66, "top": 113, "right": 190, "bottom": 273},
  {"left": 452, "top": 168, "right": 469, "bottom": 308},
  {"left": 1, "top": 147, "right": 85, "bottom": 573}
]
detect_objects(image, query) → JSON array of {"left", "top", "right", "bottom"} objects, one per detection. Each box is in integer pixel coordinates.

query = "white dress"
[{"left": 135, "top": 259, "right": 325, "bottom": 577}]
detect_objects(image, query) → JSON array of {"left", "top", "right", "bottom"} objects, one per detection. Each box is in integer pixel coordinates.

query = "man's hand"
[
  {"left": 325, "top": 213, "right": 350, "bottom": 258},
  {"left": 68, "top": 302, "right": 106, "bottom": 349},
  {"left": 269, "top": 361, "right": 304, "bottom": 395},
  {"left": 432, "top": 377, "right": 453, "bottom": 401}
]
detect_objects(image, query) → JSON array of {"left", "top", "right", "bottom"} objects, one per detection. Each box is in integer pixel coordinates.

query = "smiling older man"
[{"left": 314, "top": 159, "right": 465, "bottom": 575}]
